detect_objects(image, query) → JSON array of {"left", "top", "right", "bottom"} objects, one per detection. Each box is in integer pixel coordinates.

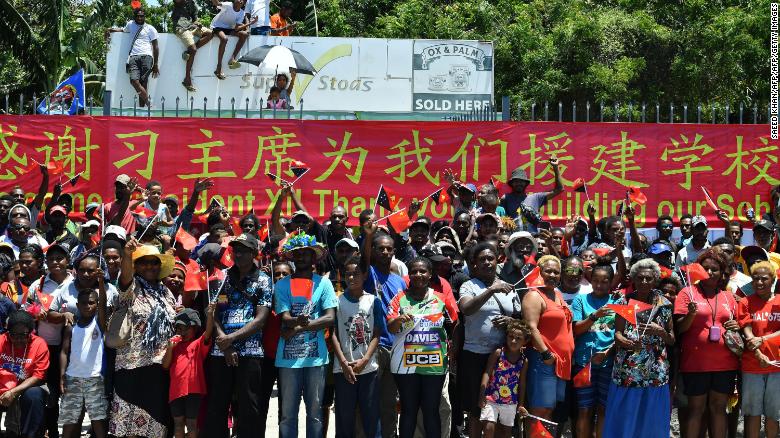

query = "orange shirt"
[
  {"left": 270, "top": 13, "right": 290, "bottom": 36},
  {"left": 737, "top": 293, "right": 780, "bottom": 374}
]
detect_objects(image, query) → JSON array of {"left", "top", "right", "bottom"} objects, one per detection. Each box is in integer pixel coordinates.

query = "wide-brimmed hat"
[
  {"left": 131, "top": 245, "right": 174, "bottom": 279},
  {"left": 509, "top": 167, "right": 531, "bottom": 183},
  {"left": 505, "top": 231, "right": 538, "bottom": 257},
  {"left": 282, "top": 231, "right": 327, "bottom": 261}
]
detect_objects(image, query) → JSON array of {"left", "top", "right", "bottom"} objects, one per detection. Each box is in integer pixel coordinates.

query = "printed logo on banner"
[{"left": 412, "top": 41, "right": 494, "bottom": 112}]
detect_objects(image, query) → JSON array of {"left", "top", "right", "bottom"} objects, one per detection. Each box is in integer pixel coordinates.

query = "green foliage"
[{"left": 316, "top": 0, "right": 769, "bottom": 106}]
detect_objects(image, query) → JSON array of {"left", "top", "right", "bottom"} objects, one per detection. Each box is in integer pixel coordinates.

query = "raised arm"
[
  {"left": 119, "top": 237, "right": 139, "bottom": 290},
  {"left": 29, "top": 165, "right": 49, "bottom": 211},
  {"left": 546, "top": 157, "right": 564, "bottom": 199},
  {"left": 270, "top": 182, "right": 291, "bottom": 237},
  {"left": 625, "top": 206, "right": 642, "bottom": 254}
]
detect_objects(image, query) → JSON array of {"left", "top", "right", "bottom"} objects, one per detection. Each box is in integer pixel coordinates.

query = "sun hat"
[
  {"left": 505, "top": 231, "right": 538, "bottom": 257},
  {"left": 175, "top": 308, "right": 201, "bottom": 327},
  {"left": 282, "top": 231, "right": 327, "bottom": 261},
  {"left": 131, "top": 244, "right": 174, "bottom": 279}
]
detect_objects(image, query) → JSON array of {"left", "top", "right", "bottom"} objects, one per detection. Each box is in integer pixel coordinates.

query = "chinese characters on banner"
[{"left": 0, "top": 116, "right": 775, "bottom": 226}]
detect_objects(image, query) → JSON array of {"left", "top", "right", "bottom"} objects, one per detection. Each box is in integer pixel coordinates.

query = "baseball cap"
[
  {"left": 754, "top": 219, "right": 775, "bottom": 231},
  {"left": 435, "top": 241, "right": 458, "bottom": 256},
  {"left": 741, "top": 245, "right": 769, "bottom": 266},
  {"left": 104, "top": 225, "right": 127, "bottom": 243},
  {"left": 229, "top": 233, "right": 259, "bottom": 251},
  {"left": 648, "top": 242, "right": 673, "bottom": 255},
  {"left": 82, "top": 220, "right": 100, "bottom": 229},
  {"left": 174, "top": 308, "right": 201, "bottom": 327},
  {"left": 291, "top": 210, "right": 313, "bottom": 222},
  {"left": 419, "top": 244, "right": 448, "bottom": 262},
  {"left": 115, "top": 174, "right": 131, "bottom": 186},
  {"left": 335, "top": 238, "right": 359, "bottom": 250},
  {"left": 692, "top": 215, "right": 707, "bottom": 227},
  {"left": 410, "top": 217, "right": 431, "bottom": 230},
  {"left": 50, "top": 205, "right": 68, "bottom": 216},
  {"left": 460, "top": 183, "right": 477, "bottom": 193}
]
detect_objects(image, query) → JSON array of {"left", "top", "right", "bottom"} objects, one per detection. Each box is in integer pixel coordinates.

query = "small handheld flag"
[
  {"left": 386, "top": 209, "right": 411, "bottom": 232},
  {"left": 175, "top": 227, "right": 197, "bottom": 251},
  {"left": 681, "top": 263, "right": 709, "bottom": 284},
  {"left": 429, "top": 188, "right": 450, "bottom": 205},
  {"left": 571, "top": 178, "right": 591, "bottom": 201},
  {"left": 529, "top": 419, "right": 552, "bottom": 437},
  {"left": 606, "top": 304, "right": 638, "bottom": 326},
  {"left": 701, "top": 186, "right": 719, "bottom": 212},
  {"left": 572, "top": 363, "right": 591, "bottom": 388},
  {"left": 289, "top": 160, "right": 309, "bottom": 178},
  {"left": 627, "top": 299, "right": 654, "bottom": 314},
  {"left": 375, "top": 185, "right": 400, "bottom": 212},
  {"left": 627, "top": 186, "right": 647, "bottom": 205}
]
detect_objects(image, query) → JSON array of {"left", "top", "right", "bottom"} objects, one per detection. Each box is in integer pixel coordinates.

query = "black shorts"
[
  {"left": 457, "top": 350, "right": 490, "bottom": 417},
  {"left": 681, "top": 371, "right": 738, "bottom": 396},
  {"left": 170, "top": 394, "right": 202, "bottom": 419},
  {"left": 213, "top": 27, "right": 235, "bottom": 35}
]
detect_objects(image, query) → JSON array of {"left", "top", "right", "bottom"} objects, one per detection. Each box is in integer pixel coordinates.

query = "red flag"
[
  {"left": 659, "top": 265, "right": 673, "bottom": 279},
  {"left": 571, "top": 178, "right": 587, "bottom": 193},
  {"left": 376, "top": 185, "right": 400, "bottom": 211},
  {"left": 572, "top": 363, "right": 591, "bottom": 388},
  {"left": 387, "top": 210, "right": 411, "bottom": 233},
  {"left": 429, "top": 188, "right": 450, "bottom": 205},
  {"left": 489, "top": 177, "right": 503, "bottom": 191},
  {"left": 681, "top": 263, "right": 709, "bottom": 284},
  {"left": 230, "top": 217, "right": 242, "bottom": 236},
  {"left": 627, "top": 186, "right": 647, "bottom": 205},
  {"left": 524, "top": 254, "right": 537, "bottom": 265},
  {"left": 592, "top": 247, "right": 613, "bottom": 258},
  {"left": 220, "top": 245, "right": 234, "bottom": 268},
  {"left": 529, "top": 419, "right": 551, "bottom": 437},
  {"left": 628, "top": 299, "right": 654, "bottom": 314},
  {"left": 607, "top": 304, "right": 638, "bottom": 325},
  {"left": 258, "top": 223, "right": 269, "bottom": 241},
  {"left": 184, "top": 269, "right": 208, "bottom": 292},
  {"left": 16, "top": 161, "right": 40, "bottom": 175},
  {"left": 47, "top": 160, "right": 64, "bottom": 175},
  {"left": 701, "top": 186, "right": 719, "bottom": 212},
  {"left": 175, "top": 227, "right": 197, "bottom": 251},
  {"left": 289, "top": 160, "right": 310, "bottom": 178},
  {"left": 36, "top": 292, "right": 53, "bottom": 311},
  {"left": 560, "top": 237, "right": 570, "bottom": 257},
  {"left": 132, "top": 205, "right": 157, "bottom": 218},
  {"left": 525, "top": 265, "right": 544, "bottom": 287}
]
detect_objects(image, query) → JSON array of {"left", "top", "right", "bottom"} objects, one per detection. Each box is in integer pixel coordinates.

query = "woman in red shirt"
[
  {"left": 737, "top": 261, "right": 780, "bottom": 438},
  {"left": 522, "top": 255, "right": 574, "bottom": 427},
  {"left": 0, "top": 310, "right": 50, "bottom": 437},
  {"left": 674, "top": 248, "right": 740, "bottom": 438}
]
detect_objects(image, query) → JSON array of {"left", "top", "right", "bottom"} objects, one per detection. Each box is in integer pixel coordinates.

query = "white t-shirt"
[
  {"left": 246, "top": 0, "right": 270, "bottom": 27},
  {"left": 123, "top": 21, "right": 159, "bottom": 57},
  {"left": 29, "top": 273, "right": 74, "bottom": 346},
  {"left": 66, "top": 317, "right": 104, "bottom": 378},
  {"left": 210, "top": 2, "right": 245, "bottom": 29},
  {"left": 333, "top": 293, "right": 381, "bottom": 375}
]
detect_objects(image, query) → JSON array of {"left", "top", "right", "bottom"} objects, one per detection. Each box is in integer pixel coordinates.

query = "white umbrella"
[{"left": 238, "top": 45, "right": 317, "bottom": 76}]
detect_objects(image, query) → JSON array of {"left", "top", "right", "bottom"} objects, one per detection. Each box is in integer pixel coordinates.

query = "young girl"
[
  {"left": 479, "top": 319, "right": 531, "bottom": 438},
  {"left": 162, "top": 304, "right": 215, "bottom": 438},
  {"left": 331, "top": 256, "right": 381, "bottom": 438},
  {"left": 266, "top": 86, "right": 287, "bottom": 109}
]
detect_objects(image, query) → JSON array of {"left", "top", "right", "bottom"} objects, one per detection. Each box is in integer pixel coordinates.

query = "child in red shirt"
[{"left": 162, "top": 303, "right": 215, "bottom": 438}]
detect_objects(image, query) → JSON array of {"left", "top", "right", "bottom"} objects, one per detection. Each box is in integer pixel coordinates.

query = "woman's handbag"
[{"left": 105, "top": 291, "right": 134, "bottom": 349}]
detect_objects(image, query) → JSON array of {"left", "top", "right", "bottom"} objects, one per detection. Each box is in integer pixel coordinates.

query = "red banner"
[{"left": 0, "top": 116, "right": 775, "bottom": 227}]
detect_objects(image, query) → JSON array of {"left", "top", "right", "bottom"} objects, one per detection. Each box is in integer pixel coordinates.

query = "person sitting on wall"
[
  {"left": 209, "top": 0, "right": 255, "bottom": 80},
  {"left": 172, "top": 0, "right": 214, "bottom": 92}
]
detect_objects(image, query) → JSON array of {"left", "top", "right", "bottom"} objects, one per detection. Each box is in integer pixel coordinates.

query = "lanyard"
[{"left": 702, "top": 287, "right": 719, "bottom": 327}]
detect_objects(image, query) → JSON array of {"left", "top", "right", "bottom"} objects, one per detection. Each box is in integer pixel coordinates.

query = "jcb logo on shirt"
[{"left": 404, "top": 351, "right": 442, "bottom": 367}]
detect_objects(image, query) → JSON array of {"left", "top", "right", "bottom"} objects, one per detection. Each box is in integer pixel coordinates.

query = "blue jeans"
[
  {"left": 278, "top": 366, "right": 327, "bottom": 438},
  {"left": 334, "top": 371, "right": 380, "bottom": 438},
  {"left": 250, "top": 26, "right": 271, "bottom": 35}
]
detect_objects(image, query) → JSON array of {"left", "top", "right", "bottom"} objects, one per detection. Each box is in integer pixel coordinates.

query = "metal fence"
[{"left": 2, "top": 91, "right": 771, "bottom": 124}]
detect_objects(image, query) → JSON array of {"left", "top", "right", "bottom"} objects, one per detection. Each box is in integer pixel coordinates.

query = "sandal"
[
  {"left": 181, "top": 81, "right": 197, "bottom": 92},
  {"left": 228, "top": 60, "right": 241, "bottom": 69},
  {"left": 214, "top": 71, "right": 226, "bottom": 80}
]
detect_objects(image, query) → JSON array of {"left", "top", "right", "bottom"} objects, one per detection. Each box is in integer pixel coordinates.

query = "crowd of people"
[
  {"left": 0, "top": 158, "right": 777, "bottom": 438},
  {"left": 108, "top": 0, "right": 297, "bottom": 107}
]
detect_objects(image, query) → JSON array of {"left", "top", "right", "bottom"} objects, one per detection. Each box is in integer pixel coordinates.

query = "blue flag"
[{"left": 37, "top": 69, "right": 85, "bottom": 115}]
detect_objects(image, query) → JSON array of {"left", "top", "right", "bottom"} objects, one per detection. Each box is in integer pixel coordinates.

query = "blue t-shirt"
[
  {"left": 274, "top": 274, "right": 338, "bottom": 368},
  {"left": 363, "top": 266, "right": 406, "bottom": 348},
  {"left": 211, "top": 267, "right": 272, "bottom": 358},
  {"left": 570, "top": 293, "right": 620, "bottom": 368}
]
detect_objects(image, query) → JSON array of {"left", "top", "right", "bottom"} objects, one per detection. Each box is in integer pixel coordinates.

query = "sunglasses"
[{"left": 10, "top": 225, "right": 30, "bottom": 232}]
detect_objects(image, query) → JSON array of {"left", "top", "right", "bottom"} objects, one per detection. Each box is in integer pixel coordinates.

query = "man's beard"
[{"left": 509, "top": 251, "right": 524, "bottom": 269}]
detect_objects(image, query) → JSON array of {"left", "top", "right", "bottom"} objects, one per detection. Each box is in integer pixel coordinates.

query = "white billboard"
[{"left": 106, "top": 34, "right": 493, "bottom": 113}]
